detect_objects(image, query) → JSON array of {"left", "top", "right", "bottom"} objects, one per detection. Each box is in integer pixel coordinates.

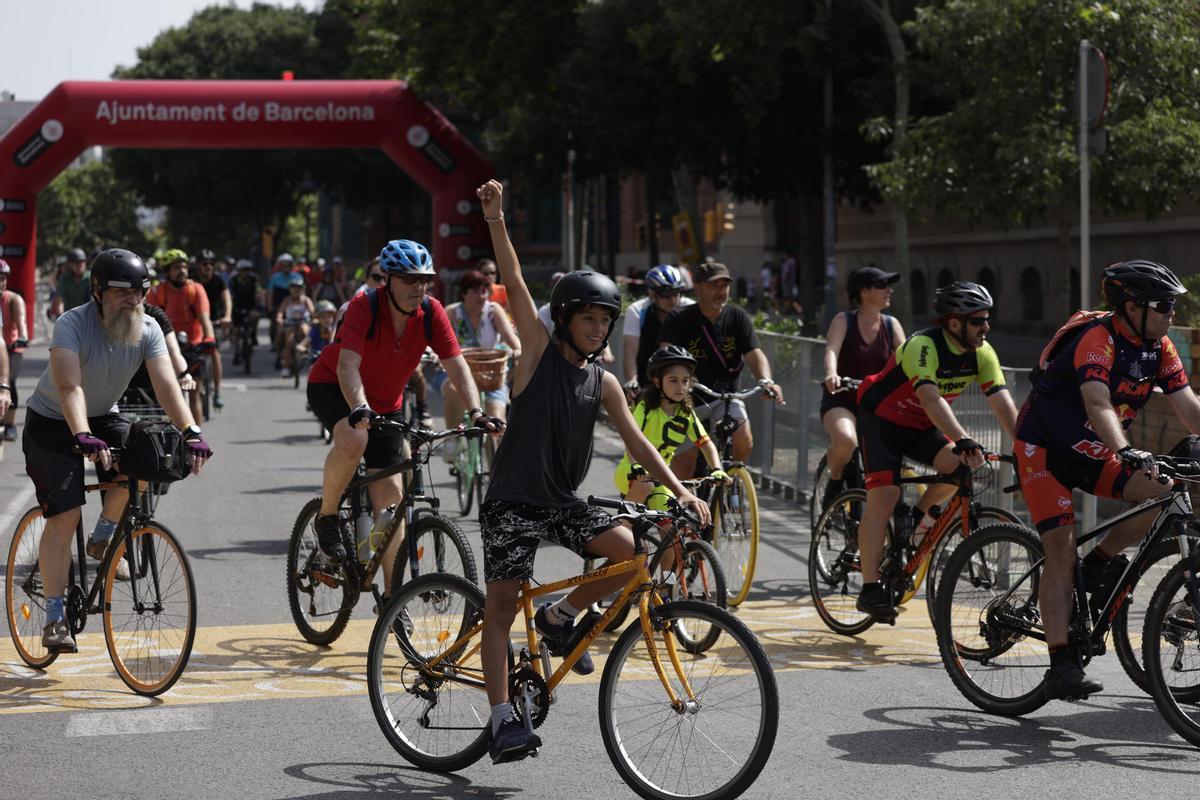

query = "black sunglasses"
[
  {"left": 963, "top": 316, "right": 990, "bottom": 327},
  {"left": 653, "top": 289, "right": 682, "bottom": 298},
  {"left": 1146, "top": 299, "right": 1176, "bottom": 314},
  {"left": 398, "top": 274, "right": 434, "bottom": 286},
  {"left": 867, "top": 279, "right": 892, "bottom": 290}
]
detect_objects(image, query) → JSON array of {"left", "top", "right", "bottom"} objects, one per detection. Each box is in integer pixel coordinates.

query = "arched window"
[
  {"left": 936, "top": 268, "right": 954, "bottom": 288},
  {"left": 1021, "top": 267, "right": 1043, "bottom": 321},
  {"left": 978, "top": 267, "right": 996, "bottom": 295},
  {"left": 910, "top": 270, "right": 927, "bottom": 315}
]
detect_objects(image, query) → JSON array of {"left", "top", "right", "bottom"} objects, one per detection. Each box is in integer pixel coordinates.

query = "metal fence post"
[{"left": 796, "top": 336, "right": 813, "bottom": 495}]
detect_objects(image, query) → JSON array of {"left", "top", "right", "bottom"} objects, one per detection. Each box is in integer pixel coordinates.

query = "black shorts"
[
  {"left": 23, "top": 409, "right": 129, "bottom": 518},
  {"left": 479, "top": 499, "right": 617, "bottom": 583},
  {"left": 857, "top": 409, "right": 950, "bottom": 490},
  {"left": 306, "top": 380, "right": 404, "bottom": 469},
  {"left": 231, "top": 306, "right": 259, "bottom": 326},
  {"left": 820, "top": 390, "right": 856, "bottom": 419}
]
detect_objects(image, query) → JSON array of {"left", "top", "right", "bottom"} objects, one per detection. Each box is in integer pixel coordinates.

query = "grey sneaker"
[
  {"left": 489, "top": 717, "right": 541, "bottom": 764},
  {"left": 42, "top": 620, "right": 77, "bottom": 654},
  {"left": 87, "top": 539, "right": 130, "bottom": 581}
]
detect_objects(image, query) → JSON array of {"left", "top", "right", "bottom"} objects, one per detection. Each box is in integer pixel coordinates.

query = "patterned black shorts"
[{"left": 479, "top": 499, "right": 618, "bottom": 583}]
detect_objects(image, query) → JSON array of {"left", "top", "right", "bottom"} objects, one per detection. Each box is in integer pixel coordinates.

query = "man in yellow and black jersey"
[{"left": 853, "top": 281, "right": 1018, "bottom": 621}]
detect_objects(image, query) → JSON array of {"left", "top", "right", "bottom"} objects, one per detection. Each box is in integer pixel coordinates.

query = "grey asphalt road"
[{"left": 2, "top": 331, "right": 1200, "bottom": 800}]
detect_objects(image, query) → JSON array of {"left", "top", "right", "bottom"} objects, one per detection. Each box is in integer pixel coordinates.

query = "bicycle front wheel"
[
  {"left": 368, "top": 573, "right": 490, "bottom": 772},
  {"left": 934, "top": 522, "right": 1048, "bottom": 716},
  {"left": 6, "top": 506, "right": 58, "bottom": 670},
  {"left": 710, "top": 466, "right": 759, "bottom": 606},
  {"left": 1143, "top": 558, "right": 1200, "bottom": 746},
  {"left": 103, "top": 522, "right": 197, "bottom": 696},
  {"left": 391, "top": 513, "right": 479, "bottom": 593},
  {"left": 1113, "top": 535, "right": 1194, "bottom": 695},
  {"left": 454, "top": 440, "right": 475, "bottom": 517},
  {"left": 922, "top": 504, "right": 1021, "bottom": 624},
  {"left": 809, "top": 489, "right": 876, "bottom": 636},
  {"left": 656, "top": 539, "right": 727, "bottom": 653},
  {"left": 599, "top": 600, "right": 778, "bottom": 800},
  {"left": 286, "top": 498, "right": 355, "bottom": 645}
]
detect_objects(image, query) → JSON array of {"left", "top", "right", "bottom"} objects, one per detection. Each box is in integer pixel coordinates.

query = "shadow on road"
[
  {"left": 188, "top": 538, "right": 290, "bottom": 560},
  {"left": 241, "top": 484, "right": 321, "bottom": 495},
  {"left": 828, "top": 703, "right": 1200, "bottom": 773},
  {"left": 281, "top": 761, "right": 520, "bottom": 799}
]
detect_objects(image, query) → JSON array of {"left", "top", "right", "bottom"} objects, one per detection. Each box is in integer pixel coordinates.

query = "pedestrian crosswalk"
[{"left": 0, "top": 599, "right": 943, "bottom": 714}]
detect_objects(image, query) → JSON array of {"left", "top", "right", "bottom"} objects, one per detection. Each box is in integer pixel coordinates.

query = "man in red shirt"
[
  {"left": 306, "top": 239, "right": 496, "bottom": 591},
  {"left": 147, "top": 249, "right": 216, "bottom": 423}
]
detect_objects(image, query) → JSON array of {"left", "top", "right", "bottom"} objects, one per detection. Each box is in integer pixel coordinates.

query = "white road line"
[
  {"left": 218, "top": 382, "right": 249, "bottom": 392},
  {"left": 0, "top": 484, "right": 36, "bottom": 535},
  {"left": 65, "top": 707, "right": 211, "bottom": 737}
]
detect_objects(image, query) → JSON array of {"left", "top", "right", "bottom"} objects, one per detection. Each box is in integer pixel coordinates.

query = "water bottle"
[
  {"left": 355, "top": 511, "right": 373, "bottom": 566},
  {"left": 727, "top": 488, "right": 742, "bottom": 514},
  {"left": 369, "top": 507, "right": 395, "bottom": 555}
]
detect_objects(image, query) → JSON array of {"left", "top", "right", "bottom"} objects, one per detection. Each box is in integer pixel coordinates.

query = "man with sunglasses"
[
  {"left": 622, "top": 264, "right": 694, "bottom": 403},
  {"left": 306, "top": 240, "right": 496, "bottom": 586},
  {"left": 854, "top": 281, "right": 1017, "bottom": 622},
  {"left": 1014, "top": 259, "right": 1200, "bottom": 700}
]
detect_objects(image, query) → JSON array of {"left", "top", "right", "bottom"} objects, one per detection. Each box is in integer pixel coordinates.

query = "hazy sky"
[{"left": 0, "top": 0, "right": 322, "bottom": 101}]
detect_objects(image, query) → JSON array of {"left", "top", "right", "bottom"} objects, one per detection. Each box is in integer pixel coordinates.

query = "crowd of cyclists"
[{"left": 10, "top": 173, "right": 1200, "bottom": 779}]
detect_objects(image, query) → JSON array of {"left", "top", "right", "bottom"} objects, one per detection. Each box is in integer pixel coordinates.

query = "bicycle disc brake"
[{"left": 509, "top": 666, "right": 550, "bottom": 730}]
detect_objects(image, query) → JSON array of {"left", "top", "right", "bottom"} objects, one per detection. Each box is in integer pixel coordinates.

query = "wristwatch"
[{"left": 184, "top": 424, "right": 203, "bottom": 439}]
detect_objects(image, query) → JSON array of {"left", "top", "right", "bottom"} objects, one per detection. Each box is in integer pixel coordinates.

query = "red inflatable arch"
[{"left": 0, "top": 80, "right": 496, "bottom": 337}]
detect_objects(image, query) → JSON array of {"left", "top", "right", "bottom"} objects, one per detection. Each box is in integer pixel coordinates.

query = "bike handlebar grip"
[
  {"left": 587, "top": 495, "right": 625, "bottom": 510},
  {"left": 1003, "top": 484, "right": 1022, "bottom": 494}
]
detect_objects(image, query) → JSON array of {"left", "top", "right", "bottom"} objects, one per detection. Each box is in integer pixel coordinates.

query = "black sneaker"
[
  {"left": 535, "top": 603, "right": 595, "bottom": 675},
  {"left": 313, "top": 514, "right": 346, "bottom": 564},
  {"left": 1043, "top": 662, "right": 1103, "bottom": 701},
  {"left": 821, "top": 478, "right": 845, "bottom": 509},
  {"left": 856, "top": 584, "right": 896, "bottom": 623},
  {"left": 489, "top": 717, "right": 541, "bottom": 764}
]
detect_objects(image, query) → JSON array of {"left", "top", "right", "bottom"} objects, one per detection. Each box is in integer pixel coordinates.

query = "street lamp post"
[{"left": 299, "top": 175, "right": 316, "bottom": 262}]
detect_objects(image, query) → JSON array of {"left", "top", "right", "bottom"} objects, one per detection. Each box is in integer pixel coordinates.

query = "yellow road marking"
[{"left": 0, "top": 599, "right": 941, "bottom": 715}]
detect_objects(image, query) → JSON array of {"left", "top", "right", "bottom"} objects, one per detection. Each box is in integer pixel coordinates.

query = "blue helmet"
[
  {"left": 379, "top": 239, "right": 434, "bottom": 275},
  {"left": 645, "top": 264, "right": 685, "bottom": 291}
]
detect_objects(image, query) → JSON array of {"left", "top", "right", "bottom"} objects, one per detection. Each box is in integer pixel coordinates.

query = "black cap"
[
  {"left": 848, "top": 266, "right": 900, "bottom": 288},
  {"left": 67, "top": 248, "right": 87, "bottom": 262},
  {"left": 694, "top": 262, "right": 733, "bottom": 283}
]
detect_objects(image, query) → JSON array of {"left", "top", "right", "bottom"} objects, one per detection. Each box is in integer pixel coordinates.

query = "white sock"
[
  {"left": 491, "top": 703, "right": 514, "bottom": 735},
  {"left": 547, "top": 598, "right": 580, "bottom": 626}
]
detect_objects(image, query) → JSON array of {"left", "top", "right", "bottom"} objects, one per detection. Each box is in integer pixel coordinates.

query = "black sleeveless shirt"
[{"left": 485, "top": 341, "right": 604, "bottom": 507}]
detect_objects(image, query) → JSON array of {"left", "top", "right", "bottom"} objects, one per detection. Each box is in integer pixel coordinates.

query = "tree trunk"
[
  {"left": 671, "top": 165, "right": 705, "bottom": 263},
  {"left": 645, "top": 170, "right": 660, "bottom": 267}
]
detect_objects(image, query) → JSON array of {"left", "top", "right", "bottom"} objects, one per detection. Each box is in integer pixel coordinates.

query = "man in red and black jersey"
[
  {"left": 306, "top": 239, "right": 495, "bottom": 592},
  {"left": 1015, "top": 259, "right": 1200, "bottom": 700}
]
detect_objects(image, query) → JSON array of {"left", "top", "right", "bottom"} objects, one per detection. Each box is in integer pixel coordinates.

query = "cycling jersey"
[
  {"left": 147, "top": 280, "right": 210, "bottom": 345},
  {"left": 199, "top": 274, "right": 227, "bottom": 319},
  {"left": 1014, "top": 313, "right": 1187, "bottom": 461},
  {"left": 857, "top": 327, "right": 1006, "bottom": 429},
  {"left": 308, "top": 291, "right": 459, "bottom": 414},
  {"left": 613, "top": 401, "right": 710, "bottom": 494},
  {"left": 229, "top": 275, "right": 259, "bottom": 310}
]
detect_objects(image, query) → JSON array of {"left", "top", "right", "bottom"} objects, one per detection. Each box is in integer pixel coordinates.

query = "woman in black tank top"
[{"left": 818, "top": 267, "right": 906, "bottom": 502}]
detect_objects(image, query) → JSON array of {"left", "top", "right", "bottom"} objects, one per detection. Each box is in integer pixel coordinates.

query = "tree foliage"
[
  {"left": 868, "top": 0, "right": 1200, "bottom": 228},
  {"left": 37, "top": 160, "right": 154, "bottom": 260},
  {"left": 107, "top": 1, "right": 409, "bottom": 258}
]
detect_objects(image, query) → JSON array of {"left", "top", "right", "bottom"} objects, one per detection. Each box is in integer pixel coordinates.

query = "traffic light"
[
  {"left": 704, "top": 207, "right": 718, "bottom": 243},
  {"left": 722, "top": 202, "right": 736, "bottom": 233},
  {"left": 261, "top": 226, "right": 275, "bottom": 261}
]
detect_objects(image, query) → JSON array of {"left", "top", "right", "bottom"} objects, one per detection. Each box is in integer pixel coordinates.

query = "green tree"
[
  {"left": 37, "top": 160, "right": 154, "bottom": 261},
  {"left": 108, "top": 1, "right": 409, "bottom": 260}
]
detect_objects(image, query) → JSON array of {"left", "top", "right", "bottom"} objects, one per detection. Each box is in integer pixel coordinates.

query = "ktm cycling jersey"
[
  {"left": 857, "top": 327, "right": 1006, "bottom": 429},
  {"left": 1015, "top": 313, "right": 1188, "bottom": 462}
]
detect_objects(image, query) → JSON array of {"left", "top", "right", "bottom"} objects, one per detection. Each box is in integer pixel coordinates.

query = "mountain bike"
[
  {"left": 936, "top": 455, "right": 1200, "bottom": 716},
  {"left": 691, "top": 381, "right": 774, "bottom": 606},
  {"left": 582, "top": 473, "right": 727, "bottom": 647},
  {"left": 810, "top": 452, "right": 1020, "bottom": 635},
  {"left": 811, "top": 378, "right": 864, "bottom": 531},
  {"left": 5, "top": 460, "right": 197, "bottom": 696},
  {"left": 366, "top": 495, "right": 777, "bottom": 800},
  {"left": 286, "top": 416, "right": 479, "bottom": 646}
]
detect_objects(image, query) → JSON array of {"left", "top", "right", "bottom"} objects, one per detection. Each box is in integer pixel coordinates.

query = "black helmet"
[
  {"left": 66, "top": 247, "right": 87, "bottom": 263},
  {"left": 550, "top": 270, "right": 622, "bottom": 362},
  {"left": 198, "top": 248, "right": 216, "bottom": 262},
  {"left": 933, "top": 281, "right": 993, "bottom": 316},
  {"left": 647, "top": 344, "right": 697, "bottom": 377},
  {"left": 1101, "top": 259, "right": 1186, "bottom": 307},
  {"left": 91, "top": 249, "right": 150, "bottom": 293}
]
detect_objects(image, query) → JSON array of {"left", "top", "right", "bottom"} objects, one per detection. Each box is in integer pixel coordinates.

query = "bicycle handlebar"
[{"left": 691, "top": 382, "right": 773, "bottom": 402}]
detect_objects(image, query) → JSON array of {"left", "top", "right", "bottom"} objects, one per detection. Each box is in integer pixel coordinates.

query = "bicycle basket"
[
  {"left": 120, "top": 419, "right": 193, "bottom": 483},
  {"left": 460, "top": 347, "right": 509, "bottom": 392}
]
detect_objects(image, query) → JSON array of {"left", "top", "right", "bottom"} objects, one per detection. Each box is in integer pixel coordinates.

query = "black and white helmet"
[
  {"left": 933, "top": 281, "right": 993, "bottom": 316},
  {"left": 91, "top": 249, "right": 150, "bottom": 293},
  {"left": 1101, "top": 259, "right": 1186, "bottom": 307}
]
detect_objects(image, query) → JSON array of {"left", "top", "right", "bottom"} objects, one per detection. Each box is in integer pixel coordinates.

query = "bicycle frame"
[
  {"left": 416, "top": 543, "right": 698, "bottom": 706},
  {"left": 982, "top": 486, "right": 1191, "bottom": 649}
]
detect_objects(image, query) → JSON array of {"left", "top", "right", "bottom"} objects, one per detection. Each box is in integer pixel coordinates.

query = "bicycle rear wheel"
[
  {"left": 934, "top": 522, "right": 1048, "bottom": 716},
  {"left": 599, "top": 600, "right": 778, "bottom": 800},
  {"left": 242, "top": 324, "right": 254, "bottom": 374},
  {"left": 368, "top": 573, "right": 490, "bottom": 772},
  {"left": 809, "top": 489, "right": 876, "bottom": 636},
  {"left": 454, "top": 439, "right": 476, "bottom": 517},
  {"left": 390, "top": 513, "right": 479, "bottom": 593},
  {"left": 809, "top": 455, "right": 830, "bottom": 533},
  {"left": 5, "top": 507, "right": 59, "bottom": 670},
  {"left": 286, "top": 498, "right": 355, "bottom": 645},
  {"left": 103, "top": 522, "right": 197, "bottom": 696},
  {"left": 709, "top": 465, "right": 758, "bottom": 606},
  {"left": 1113, "top": 534, "right": 1194, "bottom": 695},
  {"left": 922, "top": 504, "right": 1021, "bottom": 624}
]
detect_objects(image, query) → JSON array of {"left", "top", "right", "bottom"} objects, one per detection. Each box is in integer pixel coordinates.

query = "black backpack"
[{"left": 120, "top": 419, "right": 193, "bottom": 483}]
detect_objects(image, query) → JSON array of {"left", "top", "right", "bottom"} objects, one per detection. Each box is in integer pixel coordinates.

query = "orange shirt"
[
  {"left": 489, "top": 283, "right": 509, "bottom": 311},
  {"left": 148, "top": 280, "right": 210, "bottom": 345}
]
